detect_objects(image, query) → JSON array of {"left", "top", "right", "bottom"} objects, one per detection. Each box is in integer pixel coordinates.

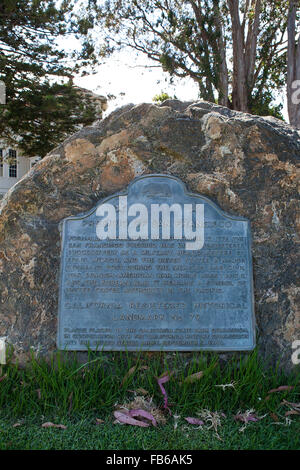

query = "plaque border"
[{"left": 57, "top": 173, "right": 256, "bottom": 352}]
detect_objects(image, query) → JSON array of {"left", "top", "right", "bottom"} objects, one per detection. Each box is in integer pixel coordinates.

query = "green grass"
[
  {"left": 0, "top": 417, "right": 299, "bottom": 450},
  {"left": 0, "top": 349, "right": 299, "bottom": 450}
]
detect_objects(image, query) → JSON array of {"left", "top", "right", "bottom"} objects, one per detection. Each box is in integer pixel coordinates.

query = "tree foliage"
[
  {"left": 92, "top": 0, "right": 292, "bottom": 118},
  {"left": 152, "top": 91, "right": 176, "bottom": 103},
  {"left": 0, "top": 0, "right": 101, "bottom": 157}
]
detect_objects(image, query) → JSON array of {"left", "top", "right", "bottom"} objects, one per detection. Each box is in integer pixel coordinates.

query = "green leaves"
[
  {"left": 0, "top": 0, "right": 101, "bottom": 157},
  {"left": 91, "top": 0, "right": 291, "bottom": 116},
  {"left": 0, "top": 81, "right": 100, "bottom": 157}
]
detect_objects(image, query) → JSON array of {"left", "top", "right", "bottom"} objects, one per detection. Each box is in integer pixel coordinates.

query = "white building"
[{"left": 0, "top": 145, "right": 40, "bottom": 199}]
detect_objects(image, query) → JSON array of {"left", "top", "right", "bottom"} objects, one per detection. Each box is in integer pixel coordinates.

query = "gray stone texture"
[{"left": 0, "top": 100, "right": 299, "bottom": 369}]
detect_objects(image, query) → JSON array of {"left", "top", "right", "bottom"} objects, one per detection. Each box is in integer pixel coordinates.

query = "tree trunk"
[
  {"left": 189, "top": 0, "right": 219, "bottom": 103},
  {"left": 245, "top": 0, "right": 261, "bottom": 90},
  {"left": 228, "top": 0, "right": 249, "bottom": 112},
  {"left": 287, "top": 0, "right": 300, "bottom": 129},
  {"left": 214, "top": 4, "right": 229, "bottom": 106}
]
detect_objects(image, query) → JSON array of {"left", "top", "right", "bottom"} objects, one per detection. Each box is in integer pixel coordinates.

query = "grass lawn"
[
  {"left": 0, "top": 415, "right": 299, "bottom": 450},
  {"left": 0, "top": 350, "right": 299, "bottom": 450}
]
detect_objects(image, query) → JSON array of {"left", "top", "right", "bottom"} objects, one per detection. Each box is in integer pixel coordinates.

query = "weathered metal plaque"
[{"left": 57, "top": 174, "right": 255, "bottom": 351}]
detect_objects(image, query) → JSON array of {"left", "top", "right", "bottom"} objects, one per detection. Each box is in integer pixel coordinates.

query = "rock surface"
[{"left": 0, "top": 100, "right": 299, "bottom": 370}]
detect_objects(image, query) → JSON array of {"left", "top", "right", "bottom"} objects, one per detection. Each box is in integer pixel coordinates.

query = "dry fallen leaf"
[
  {"left": 270, "top": 413, "right": 279, "bottom": 422},
  {"left": 114, "top": 410, "right": 150, "bottom": 427},
  {"left": 95, "top": 418, "right": 105, "bottom": 425},
  {"left": 281, "top": 399, "right": 300, "bottom": 418},
  {"left": 281, "top": 399, "right": 300, "bottom": 410},
  {"left": 185, "top": 417, "right": 204, "bottom": 425},
  {"left": 41, "top": 422, "right": 67, "bottom": 430},
  {"left": 115, "top": 395, "right": 166, "bottom": 425},
  {"left": 121, "top": 366, "right": 137, "bottom": 386},
  {"left": 157, "top": 372, "right": 173, "bottom": 414},
  {"left": 128, "top": 387, "right": 149, "bottom": 396},
  {"left": 134, "top": 388, "right": 149, "bottom": 396},
  {"left": 234, "top": 409, "right": 264, "bottom": 424},
  {"left": 285, "top": 410, "right": 300, "bottom": 416},
  {"left": 129, "top": 409, "right": 157, "bottom": 427},
  {"left": 268, "top": 386, "right": 294, "bottom": 394},
  {"left": 184, "top": 371, "right": 203, "bottom": 383},
  {"left": 235, "top": 413, "right": 259, "bottom": 423},
  {"left": 122, "top": 365, "right": 149, "bottom": 387}
]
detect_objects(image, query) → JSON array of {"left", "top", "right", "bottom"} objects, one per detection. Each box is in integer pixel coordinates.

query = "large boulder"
[{"left": 0, "top": 101, "right": 299, "bottom": 370}]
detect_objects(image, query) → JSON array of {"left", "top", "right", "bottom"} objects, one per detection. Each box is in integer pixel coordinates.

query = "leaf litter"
[
  {"left": 234, "top": 409, "right": 267, "bottom": 432},
  {"left": 268, "top": 385, "right": 294, "bottom": 394},
  {"left": 184, "top": 417, "right": 204, "bottom": 426},
  {"left": 114, "top": 395, "right": 166, "bottom": 427},
  {"left": 215, "top": 381, "right": 237, "bottom": 391},
  {"left": 114, "top": 368, "right": 295, "bottom": 435},
  {"left": 121, "top": 365, "right": 149, "bottom": 386},
  {"left": 196, "top": 410, "right": 226, "bottom": 439},
  {"left": 183, "top": 371, "right": 203, "bottom": 384},
  {"left": 281, "top": 399, "right": 300, "bottom": 417},
  {"left": 41, "top": 422, "right": 67, "bottom": 430}
]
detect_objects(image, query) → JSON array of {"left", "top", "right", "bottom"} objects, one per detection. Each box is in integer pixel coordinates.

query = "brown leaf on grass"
[
  {"left": 113, "top": 410, "right": 150, "bottom": 427},
  {"left": 12, "top": 423, "right": 22, "bottom": 428},
  {"left": 115, "top": 396, "right": 166, "bottom": 425},
  {"left": 122, "top": 365, "right": 149, "bottom": 387},
  {"left": 36, "top": 389, "right": 41, "bottom": 400},
  {"left": 184, "top": 417, "right": 204, "bottom": 425},
  {"left": 281, "top": 399, "right": 300, "bottom": 417},
  {"left": 121, "top": 366, "right": 137, "bottom": 386},
  {"left": 134, "top": 388, "right": 149, "bottom": 396},
  {"left": 285, "top": 410, "right": 300, "bottom": 416},
  {"left": 270, "top": 413, "right": 279, "bottom": 422},
  {"left": 41, "top": 422, "right": 67, "bottom": 430},
  {"left": 183, "top": 371, "right": 203, "bottom": 383},
  {"left": 95, "top": 418, "right": 105, "bottom": 425},
  {"left": 281, "top": 399, "right": 300, "bottom": 410},
  {"left": 129, "top": 409, "right": 157, "bottom": 427},
  {"left": 0, "top": 374, "right": 7, "bottom": 383},
  {"left": 268, "top": 386, "right": 294, "bottom": 394},
  {"left": 128, "top": 387, "right": 149, "bottom": 396},
  {"left": 234, "top": 411, "right": 260, "bottom": 423}
]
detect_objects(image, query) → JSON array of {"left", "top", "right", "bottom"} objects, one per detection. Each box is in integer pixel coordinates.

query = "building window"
[
  {"left": 8, "top": 149, "right": 17, "bottom": 178},
  {"left": 0, "top": 149, "right": 3, "bottom": 177}
]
